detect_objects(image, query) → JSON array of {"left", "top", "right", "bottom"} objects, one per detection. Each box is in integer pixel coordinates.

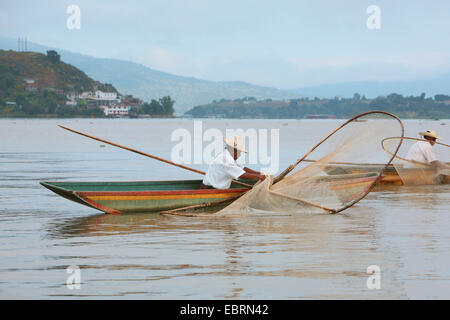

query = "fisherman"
[
  {"left": 406, "top": 130, "right": 448, "bottom": 168},
  {"left": 201, "top": 136, "right": 266, "bottom": 189}
]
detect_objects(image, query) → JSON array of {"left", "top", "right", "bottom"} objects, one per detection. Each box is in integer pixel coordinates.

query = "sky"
[{"left": 2, "top": 0, "right": 450, "bottom": 89}]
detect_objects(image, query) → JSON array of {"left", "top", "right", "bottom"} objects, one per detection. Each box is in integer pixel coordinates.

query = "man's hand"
[
  {"left": 431, "top": 160, "right": 450, "bottom": 169},
  {"left": 239, "top": 172, "right": 266, "bottom": 181}
]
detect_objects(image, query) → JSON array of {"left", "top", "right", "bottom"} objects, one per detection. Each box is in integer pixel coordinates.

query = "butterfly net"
[
  {"left": 163, "top": 111, "right": 404, "bottom": 217},
  {"left": 382, "top": 137, "right": 450, "bottom": 185}
]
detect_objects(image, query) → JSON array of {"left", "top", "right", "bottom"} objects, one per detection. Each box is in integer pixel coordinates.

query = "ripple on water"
[{"left": 1, "top": 119, "right": 449, "bottom": 299}]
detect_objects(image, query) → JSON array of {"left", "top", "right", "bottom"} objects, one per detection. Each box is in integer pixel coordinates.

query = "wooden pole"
[
  {"left": 301, "top": 159, "right": 391, "bottom": 166},
  {"left": 58, "top": 125, "right": 252, "bottom": 188}
]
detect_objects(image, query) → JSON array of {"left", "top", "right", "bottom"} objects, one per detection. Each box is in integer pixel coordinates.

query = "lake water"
[{"left": 0, "top": 118, "right": 449, "bottom": 299}]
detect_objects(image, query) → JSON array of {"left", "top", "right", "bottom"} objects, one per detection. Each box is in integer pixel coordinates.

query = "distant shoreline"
[
  {"left": 0, "top": 115, "right": 177, "bottom": 119},
  {"left": 0, "top": 116, "right": 448, "bottom": 121}
]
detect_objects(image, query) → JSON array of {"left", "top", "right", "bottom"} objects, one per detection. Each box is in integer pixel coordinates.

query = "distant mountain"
[
  {"left": 3, "top": 37, "right": 450, "bottom": 115},
  {"left": 0, "top": 37, "right": 296, "bottom": 114}
]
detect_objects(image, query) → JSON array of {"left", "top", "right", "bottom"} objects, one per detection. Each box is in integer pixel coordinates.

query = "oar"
[{"left": 58, "top": 125, "right": 252, "bottom": 189}]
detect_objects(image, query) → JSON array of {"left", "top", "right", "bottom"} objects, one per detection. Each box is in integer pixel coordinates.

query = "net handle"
[
  {"left": 333, "top": 111, "right": 405, "bottom": 213},
  {"left": 272, "top": 110, "right": 404, "bottom": 214}
]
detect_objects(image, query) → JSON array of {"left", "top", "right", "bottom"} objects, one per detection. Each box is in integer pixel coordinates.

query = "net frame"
[
  {"left": 272, "top": 110, "right": 405, "bottom": 214},
  {"left": 382, "top": 136, "right": 450, "bottom": 165}
]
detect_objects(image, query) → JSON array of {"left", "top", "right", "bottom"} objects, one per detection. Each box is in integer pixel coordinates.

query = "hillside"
[
  {"left": 0, "top": 50, "right": 117, "bottom": 117},
  {"left": 0, "top": 50, "right": 117, "bottom": 93},
  {"left": 0, "top": 37, "right": 296, "bottom": 114}
]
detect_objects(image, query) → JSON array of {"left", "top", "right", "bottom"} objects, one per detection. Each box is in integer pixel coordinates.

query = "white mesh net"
[{"left": 163, "top": 111, "right": 405, "bottom": 217}]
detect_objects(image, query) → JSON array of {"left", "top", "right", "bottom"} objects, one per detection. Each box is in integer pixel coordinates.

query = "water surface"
[{"left": 0, "top": 118, "right": 449, "bottom": 299}]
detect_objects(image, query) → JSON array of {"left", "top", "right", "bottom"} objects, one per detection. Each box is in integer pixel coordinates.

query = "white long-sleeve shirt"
[
  {"left": 405, "top": 141, "right": 437, "bottom": 164},
  {"left": 202, "top": 150, "right": 245, "bottom": 189}
]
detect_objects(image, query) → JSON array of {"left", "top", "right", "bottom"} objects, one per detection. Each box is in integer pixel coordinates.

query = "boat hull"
[
  {"left": 324, "top": 165, "right": 449, "bottom": 185},
  {"left": 40, "top": 180, "right": 251, "bottom": 214}
]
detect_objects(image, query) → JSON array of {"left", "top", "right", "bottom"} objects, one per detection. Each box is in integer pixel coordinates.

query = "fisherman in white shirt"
[
  {"left": 406, "top": 130, "right": 448, "bottom": 168},
  {"left": 201, "top": 136, "right": 266, "bottom": 189}
]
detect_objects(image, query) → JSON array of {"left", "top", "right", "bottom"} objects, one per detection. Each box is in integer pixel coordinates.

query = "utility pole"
[{"left": 18, "top": 37, "right": 28, "bottom": 52}]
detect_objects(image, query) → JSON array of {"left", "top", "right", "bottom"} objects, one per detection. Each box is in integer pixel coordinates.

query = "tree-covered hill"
[
  {"left": 0, "top": 50, "right": 117, "bottom": 117},
  {"left": 185, "top": 94, "right": 450, "bottom": 119},
  {"left": 0, "top": 50, "right": 118, "bottom": 93}
]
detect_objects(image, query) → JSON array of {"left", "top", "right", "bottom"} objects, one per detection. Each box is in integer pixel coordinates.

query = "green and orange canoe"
[{"left": 40, "top": 180, "right": 253, "bottom": 214}]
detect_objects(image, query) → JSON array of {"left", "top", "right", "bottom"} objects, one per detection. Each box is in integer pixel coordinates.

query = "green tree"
[
  {"left": 46, "top": 50, "right": 61, "bottom": 63},
  {"left": 150, "top": 99, "right": 163, "bottom": 114},
  {"left": 434, "top": 94, "right": 450, "bottom": 101},
  {"left": 0, "top": 73, "right": 15, "bottom": 89},
  {"left": 140, "top": 96, "right": 175, "bottom": 116},
  {"left": 159, "top": 96, "right": 175, "bottom": 115}
]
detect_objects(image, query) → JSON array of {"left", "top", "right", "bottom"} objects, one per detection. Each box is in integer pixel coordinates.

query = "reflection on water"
[{"left": 0, "top": 119, "right": 449, "bottom": 299}]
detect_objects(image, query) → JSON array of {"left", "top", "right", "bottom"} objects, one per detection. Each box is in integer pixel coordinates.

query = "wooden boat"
[
  {"left": 41, "top": 172, "right": 379, "bottom": 214},
  {"left": 40, "top": 180, "right": 252, "bottom": 214},
  {"left": 324, "top": 164, "right": 450, "bottom": 185}
]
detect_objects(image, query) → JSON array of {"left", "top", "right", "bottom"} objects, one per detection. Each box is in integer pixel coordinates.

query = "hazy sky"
[{"left": 2, "top": 0, "right": 450, "bottom": 88}]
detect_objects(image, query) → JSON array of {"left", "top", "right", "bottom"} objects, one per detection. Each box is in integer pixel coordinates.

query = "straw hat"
[
  {"left": 223, "top": 136, "right": 248, "bottom": 153},
  {"left": 419, "top": 129, "right": 443, "bottom": 140}
]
